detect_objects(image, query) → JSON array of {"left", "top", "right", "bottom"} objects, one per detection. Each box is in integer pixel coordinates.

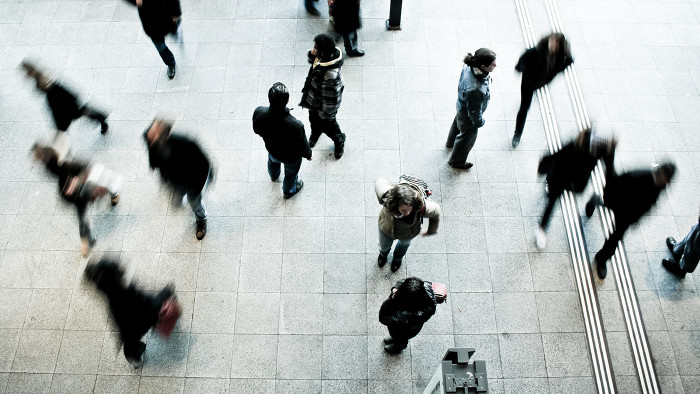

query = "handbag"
[
  {"left": 155, "top": 296, "right": 182, "bottom": 339},
  {"left": 431, "top": 282, "right": 448, "bottom": 304}
]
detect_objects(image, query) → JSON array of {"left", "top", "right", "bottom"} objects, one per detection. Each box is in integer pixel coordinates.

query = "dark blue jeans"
[
  {"left": 268, "top": 154, "right": 302, "bottom": 195},
  {"left": 151, "top": 39, "right": 175, "bottom": 66}
]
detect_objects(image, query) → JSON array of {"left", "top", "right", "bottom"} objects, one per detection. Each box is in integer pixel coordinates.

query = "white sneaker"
[{"left": 535, "top": 227, "right": 547, "bottom": 250}]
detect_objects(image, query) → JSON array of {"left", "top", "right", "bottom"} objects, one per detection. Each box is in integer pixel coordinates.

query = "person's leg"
[
  {"left": 448, "top": 116, "right": 478, "bottom": 166},
  {"left": 673, "top": 223, "right": 696, "bottom": 258},
  {"left": 378, "top": 227, "right": 394, "bottom": 255},
  {"left": 322, "top": 115, "right": 345, "bottom": 159},
  {"left": 308, "top": 110, "right": 323, "bottom": 147},
  {"left": 268, "top": 154, "right": 282, "bottom": 181},
  {"left": 151, "top": 38, "right": 176, "bottom": 66},
  {"left": 187, "top": 192, "right": 207, "bottom": 222},
  {"left": 80, "top": 105, "right": 109, "bottom": 133},
  {"left": 343, "top": 30, "right": 359, "bottom": 52},
  {"left": 77, "top": 203, "right": 95, "bottom": 256},
  {"left": 540, "top": 189, "right": 562, "bottom": 230},
  {"left": 514, "top": 83, "right": 535, "bottom": 139},
  {"left": 123, "top": 338, "right": 146, "bottom": 368},
  {"left": 595, "top": 221, "right": 629, "bottom": 278},
  {"left": 392, "top": 237, "right": 414, "bottom": 262},
  {"left": 445, "top": 114, "right": 460, "bottom": 148},
  {"left": 282, "top": 158, "right": 303, "bottom": 195}
]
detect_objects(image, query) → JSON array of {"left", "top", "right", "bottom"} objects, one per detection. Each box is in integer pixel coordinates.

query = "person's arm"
[
  {"left": 422, "top": 200, "right": 441, "bottom": 235},
  {"left": 321, "top": 69, "right": 343, "bottom": 117},
  {"left": 465, "top": 89, "right": 485, "bottom": 127},
  {"left": 375, "top": 178, "right": 392, "bottom": 204},
  {"left": 167, "top": 0, "right": 182, "bottom": 17},
  {"left": 298, "top": 121, "right": 312, "bottom": 160},
  {"left": 378, "top": 299, "right": 412, "bottom": 327}
]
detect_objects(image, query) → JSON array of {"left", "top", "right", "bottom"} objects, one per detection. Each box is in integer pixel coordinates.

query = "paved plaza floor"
[{"left": 0, "top": 0, "right": 699, "bottom": 393}]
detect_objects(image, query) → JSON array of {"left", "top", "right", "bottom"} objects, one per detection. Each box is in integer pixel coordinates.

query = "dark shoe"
[
  {"left": 585, "top": 196, "right": 598, "bottom": 218},
  {"left": 666, "top": 237, "right": 677, "bottom": 253},
  {"left": 100, "top": 121, "right": 109, "bottom": 134},
  {"left": 449, "top": 162, "right": 473, "bottom": 170},
  {"left": 390, "top": 258, "right": 402, "bottom": 273},
  {"left": 384, "top": 344, "right": 403, "bottom": 354},
  {"left": 511, "top": 133, "right": 522, "bottom": 148},
  {"left": 284, "top": 180, "right": 304, "bottom": 199},
  {"left": 196, "top": 220, "right": 207, "bottom": 240},
  {"left": 167, "top": 64, "right": 176, "bottom": 79},
  {"left": 662, "top": 258, "right": 687, "bottom": 278},
  {"left": 111, "top": 194, "right": 120, "bottom": 206},
  {"left": 347, "top": 49, "right": 365, "bottom": 57},
  {"left": 128, "top": 355, "right": 144, "bottom": 369},
  {"left": 334, "top": 139, "right": 345, "bottom": 159},
  {"left": 309, "top": 135, "right": 319, "bottom": 148},
  {"left": 596, "top": 258, "right": 607, "bottom": 279},
  {"left": 377, "top": 252, "right": 388, "bottom": 267},
  {"left": 383, "top": 336, "right": 394, "bottom": 344}
]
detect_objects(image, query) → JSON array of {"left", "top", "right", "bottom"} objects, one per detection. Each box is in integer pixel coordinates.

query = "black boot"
[
  {"left": 377, "top": 252, "right": 388, "bottom": 267},
  {"left": 390, "top": 258, "right": 402, "bottom": 273},
  {"left": 662, "top": 258, "right": 687, "bottom": 278},
  {"left": 334, "top": 135, "right": 345, "bottom": 159}
]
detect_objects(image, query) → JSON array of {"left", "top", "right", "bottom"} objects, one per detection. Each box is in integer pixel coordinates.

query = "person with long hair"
[
  {"left": 445, "top": 48, "right": 497, "bottom": 170},
  {"left": 379, "top": 277, "right": 437, "bottom": 354}
]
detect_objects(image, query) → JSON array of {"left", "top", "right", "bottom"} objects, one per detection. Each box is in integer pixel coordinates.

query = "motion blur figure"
[
  {"left": 513, "top": 33, "right": 573, "bottom": 148},
  {"left": 586, "top": 162, "right": 676, "bottom": 279},
  {"left": 21, "top": 60, "right": 109, "bottom": 136},
  {"left": 535, "top": 128, "right": 616, "bottom": 249},
  {"left": 32, "top": 144, "right": 122, "bottom": 256},
  {"left": 328, "top": 0, "right": 364, "bottom": 57},
  {"left": 379, "top": 277, "right": 436, "bottom": 354},
  {"left": 144, "top": 118, "right": 212, "bottom": 240},
  {"left": 126, "top": 0, "right": 183, "bottom": 79},
  {"left": 84, "top": 258, "right": 180, "bottom": 368},
  {"left": 664, "top": 209, "right": 700, "bottom": 278}
]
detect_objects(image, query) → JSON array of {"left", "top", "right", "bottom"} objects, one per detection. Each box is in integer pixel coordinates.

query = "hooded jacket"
[
  {"left": 252, "top": 106, "right": 312, "bottom": 163},
  {"left": 300, "top": 48, "right": 345, "bottom": 118},
  {"left": 125, "top": 0, "right": 181, "bottom": 41},
  {"left": 456, "top": 65, "right": 490, "bottom": 128}
]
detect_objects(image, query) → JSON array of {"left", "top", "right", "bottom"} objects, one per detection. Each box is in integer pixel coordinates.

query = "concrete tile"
[
  {"left": 658, "top": 290, "right": 700, "bottom": 331},
  {"left": 198, "top": 217, "right": 244, "bottom": 253},
  {"left": 196, "top": 253, "right": 240, "bottom": 292},
  {"left": 451, "top": 292, "right": 497, "bottom": 334},
  {"left": 322, "top": 336, "right": 367, "bottom": 379},
  {"left": 494, "top": 292, "right": 540, "bottom": 333},
  {"left": 681, "top": 375, "right": 700, "bottom": 393},
  {"left": 94, "top": 375, "right": 140, "bottom": 394},
  {"left": 281, "top": 254, "right": 324, "bottom": 293},
  {"left": 499, "top": 333, "right": 547, "bottom": 378},
  {"left": 183, "top": 378, "right": 230, "bottom": 394},
  {"left": 238, "top": 253, "right": 282, "bottom": 293},
  {"left": 447, "top": 253, "right": 492, "bottom": 293},
  {"left": 97, "top": 330, "right": 141, "bottom": 375},
  {"left": 454, "top": 334, "right": 503, "bottom": 379},
  {"left": 536, "top": 292, "right": 585, "bottom": 333},
  {"left": 276, "top": 335, "right": 322, "bottom": 379},
  {"left": 54, "top": 331, "right": 103, "bottom": 374},
  {"left": 64, "top": 290, "right": 109, "bottom": 331},
  {"left": 138, "top": 377, "right": 184, "bottom": 394},
  {"left": 0, "top": 329, "right": 20, "bottom": 372},
  {"left": 322, "top": 379, "right": 368, "bottom": 394},
  {"left": 12, "top": 329, "right": 62, "bottom": 373},
  {"left": 409, "top": 335, "right": 454, "bottom": 380},
  {"left": 283, "top": 217, "right": 324, "bottom": 253},
  {"left": 276, "top": 379, "right": 321, "bottom": 394},
  {"left": 669, "top": 330, "right": 700, "bottom": 375},
  {"left": 542, "top": 333, "right": 591, "bottom": 377},
  {"left": 235, "top": 293, "right": 279, "bottom": 334},
  {"left": 529, "top": 253, "right": 576, "bottom": 292},
  {"left": 6, "top": 372, "right": 53, "bottom": 394},
  {"left": 186, "top": 333, "right": 233, "bottom": 378},
  {"left": 647, "top": 330, "right": 680, "bottom": 376},
  {"left": 230, "top": 335, "right": 278, "bottom": 379},
  {"left": 367, "top": 335, "right": 411, "bottom": 381},
  {"left": 49, "top": 374, "right": 97, "bottom": 394},
  {"left": 242, "top": 217, "right": 283, "bottom": 253},
  {"left": 500, "top": 378, "right": 549, "bottom": 394},
  {"left": 324, "top": 217, "right": 365, "bottom": 254},
  {"left": 142, "top": 332, "right": 190, "bottom": 377},
  {"left": 324, "top": 293, "right": 366, "bottom": 335},
  {"left": 489, "top": 253, "right": 534, "bottom": 293},
  {"left": 485, "top": 217, "right": 528, "bottom": 253},
  {"left": 279, "top": 293, "right": 323, "bottom": 334},
  {"left": 156, "top": 253, "right": 199, "bottom": 292},
  {"left": 324, "top": 253, "right": 366, "bottom": 293},
  {"left": 442, "top": 217, "right": 486, "bottom": 253},
  {"left": 0, "top": 289, "right": 32, "bottom": 329},
  {"left": 192, "top": 292, "right": 236, "bottom": 334}
]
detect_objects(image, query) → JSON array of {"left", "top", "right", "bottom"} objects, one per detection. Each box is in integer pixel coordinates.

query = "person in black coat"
[
  {"left": 586, "top": 162, "right": 676, "bottom": 279},
  {"left": 512, "top": 33, "right": 573, "bottom": 148},
  {"left": 253, "top": 82, "right": 312, "bottom": 199},
  {"left": 21, "top": 61, "right": 109, "bottom": 134},
  {"left": 379, "top": 277, "right": 436, "bottom": 354},
  {"left": 144, "top": 118, "right": 212, "bottom": 240},
  {"left": 329, "top": 0, "right": 364, "bottom": 57},
  {"left": 84, "top": 259, "right": 176, "bottom": 368},
  {"left": 535, "top": 128, "right": 616, "bottom": 249},
  {"left": 125, "top": 0, "right": 182, "bottom": 79}
]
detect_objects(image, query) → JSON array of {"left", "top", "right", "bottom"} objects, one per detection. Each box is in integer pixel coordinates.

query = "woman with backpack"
[
  {"left": 379, "top": 277, "right": 437, "bottom": 354},
  {"left": 375, "top": 177, "right": 441, "bottom": 272}
]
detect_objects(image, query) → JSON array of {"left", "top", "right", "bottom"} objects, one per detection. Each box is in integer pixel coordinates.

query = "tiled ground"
[{"left": 0, "top": 0, "right": 699, "bottom": 393}]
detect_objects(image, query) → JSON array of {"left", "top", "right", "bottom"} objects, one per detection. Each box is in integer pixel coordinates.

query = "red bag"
[
  {"left": 155, "top": 296, "right": 182, "bottom": 339},
  {"left": 431, "top": 282, "right": 448, "bottom": 304}
]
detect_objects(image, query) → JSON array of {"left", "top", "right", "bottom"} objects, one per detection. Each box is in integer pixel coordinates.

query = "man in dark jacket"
[
  {"left": 664, "top": 211, "right": 700, "bottom": 278},
  {"left": 21, "top": 61, "right": 109, "bottom": 134},
  {"left": 513, "top": 33, "right": 573, "bottom": 148},
  {"left": 329, "top": 0, "right": 364, "bottom": 57},
  {"left": 253, "top": 82, "right": 312, "bottom": 199},
  {"left": 586, "top": 162, "right": 676, "bottom": 279},
  {"left": 126, "top": 0, "right": 182, "bottom": 79},
  {"left": 300, "top": 34, "right": 346, "bottom": 160},
  {"left": 379, "top": 277, "right": 436, "bottom": 354},
  {"left": 85, "top": 259, "right": 176, "bottom": 368},
  {"left": 144, "top": 118, "right": 211, "bottom": 240}
]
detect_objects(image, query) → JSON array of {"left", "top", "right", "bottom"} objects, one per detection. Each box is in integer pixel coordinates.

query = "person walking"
[
  {"left": 125, "top": 0, "right": 183, "bottom": 79},
  {"left": 300, "top": 34, "right": 346, "bottom": 160},
  {"left": 253, "top": 82, "right": 312, "bottom": 199},
  {"left": 328, "top": 0, "right": 364, "bottom": 57},
  {"left": 445, "top": 48, "right": 497, "bottom": 170},
  {"left": 664, "top": 211, "right": 700, "bottom": 278},
  {"left": 143, "top": 118, "right": 212, "bottom": 240},
  {"left": 512, "top": 33, "right": 573, "bottom": 148},
  {"left": 586, "top": 162, "right": 676, "bottom": 279},
  {"left": 84, "top": 259, "right": 180, "bottom": 369},
  {"left": 535, "top": 128, "right": 616, "bottom": 249},
  {"left": 379, "top": 277, "right": 437, "bottom": 354},
  {"left": 21, "top": 60, "right": 109, "bottom": 135},
  {"left": 32, "top": 144, "right": 122, "bottom": 256},
  {"left": 375, "top": 177, "right": 441, "bottom": 272}
]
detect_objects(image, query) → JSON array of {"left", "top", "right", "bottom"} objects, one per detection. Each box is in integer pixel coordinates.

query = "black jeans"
[
  {"left": 514, "top": 83, "right": 537, "bottom": 136},
  {"left": 309, "top": 110, "right": 345, "bottom": 145},
  {"left": 540, "top": 185, "right": 564, "bottom": 230},
  {"left": 151, "top": 39, "right": 176, "bottom": 66}
]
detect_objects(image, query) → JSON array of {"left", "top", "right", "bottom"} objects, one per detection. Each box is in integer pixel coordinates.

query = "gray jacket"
[{"left": 456, "top": 65, "right": 490, "bottom": 127}]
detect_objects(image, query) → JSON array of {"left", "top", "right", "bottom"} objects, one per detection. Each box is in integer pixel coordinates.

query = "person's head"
[
  {"left": 268, "top": 82, "right": 289, "bottom": 110},
  {"left": 20, "top": 60, "right": 53, "bottom": 91},
  {"left": 543, "top": 32, "right": 568, "bottom": 56},
  {"left": 384, "top": 184, "right": 423, "bottom": 218},
  {"left": 311, "top": 34, "right": 336, "bottom": 60},
  {"left": 84, "top": 259, "right": 125, "bottom": 294},
  {"left": 145, "top": 118, "right": 173, "bottom": 147},
  {"left": 393, "top": 277, "right": 432, "bottom": 305},
  {"left": 30, "top": 143, "right": 58, "bottom": 166},
  {"left": 652, "top": 162, "right": 676, "bottom": 188},
  {"left": 463, "top": 48, "right": 497, "bottom": 73}
]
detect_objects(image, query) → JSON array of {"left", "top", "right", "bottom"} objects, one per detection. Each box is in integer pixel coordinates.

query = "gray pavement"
[{"left": 0, "top": 0, "right": 699, "bottom": 393}]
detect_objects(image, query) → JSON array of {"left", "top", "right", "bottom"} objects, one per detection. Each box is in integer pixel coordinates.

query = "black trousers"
[
  {"left": 309, "top": 110, "right": 345, "bottom": 144},
  {"left": 514, "top": 83, "right": 537, "bottom": 136}
]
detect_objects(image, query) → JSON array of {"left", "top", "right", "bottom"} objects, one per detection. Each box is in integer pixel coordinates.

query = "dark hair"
[
  {"left": 384, "top": 184, "right": 423, "bottom": 216},
  {"left": 393, "top": 277, "right": 432, "bottom": 306},
  {"left": 84, "top": 259, "right": 125, "bottom": 293},
  {"left": 655, "top": 162, "right": 676, "bottom": 185},
  {"left": 31, "top": 143, "right": 58, "bottom": 165},
  {"left": 268, "top": 82, "right": 289, "bottom": 109},
  {"left": 538, "top": 32, "right": 570, "bottom": 58},
  {"left": 463, "top": 48, "right": 496, "bottom": 68},
  {"left": 313, "top": 34, "right": 336, "bottom": 60}
]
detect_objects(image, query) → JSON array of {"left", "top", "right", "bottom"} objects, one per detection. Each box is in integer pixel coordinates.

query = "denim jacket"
[{"left": 456, "top": 65, "right": 490, "bottom": 127}]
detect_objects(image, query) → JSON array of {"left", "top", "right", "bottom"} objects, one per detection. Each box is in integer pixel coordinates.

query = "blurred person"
[
  {"left": 664, "top": 210, "right": 700, "bottom": 278},
  {"left": 512, "top": 33, "right": 573, "bottom": 148},
  {"left": 305, "top": 0, "right": 321, "bottom": 16},
  {"left": 300, "top": 33, "right": 346, "bottom": 159},
  {"left": 143, "top": 118, "right": 212, "bottom": 240},
  {"left": 84, "top": 258, "right": 180, "bottom": 368},
  {"left": 125, "top": 0, "right": 183, "bottom": 79},
  {"left": 21, "top": 60, "right": 109, "bottom": 135},
  {"left": 375, "top": 178, "right": 441, "bottom": 272},
  {"left": 328, "top": 0, "right": 364, "bottom": 57},
  {"left": 586, "top": 162, "right": 676, "bottom": 279},
  {"left": 32, "top": 144, "right": 122, "bottom": 256},
  {"left": 535, "top": 128, "right": 616, "bottom": 249},
  {"left": 379, "top": 277, "right": 436, "bottom": 354},
  {"left": 445, "top": 48, "right": 497, "bottom": 170},
  {"left": 253, "top": 82, "right": 312, "bottom": 199}
]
